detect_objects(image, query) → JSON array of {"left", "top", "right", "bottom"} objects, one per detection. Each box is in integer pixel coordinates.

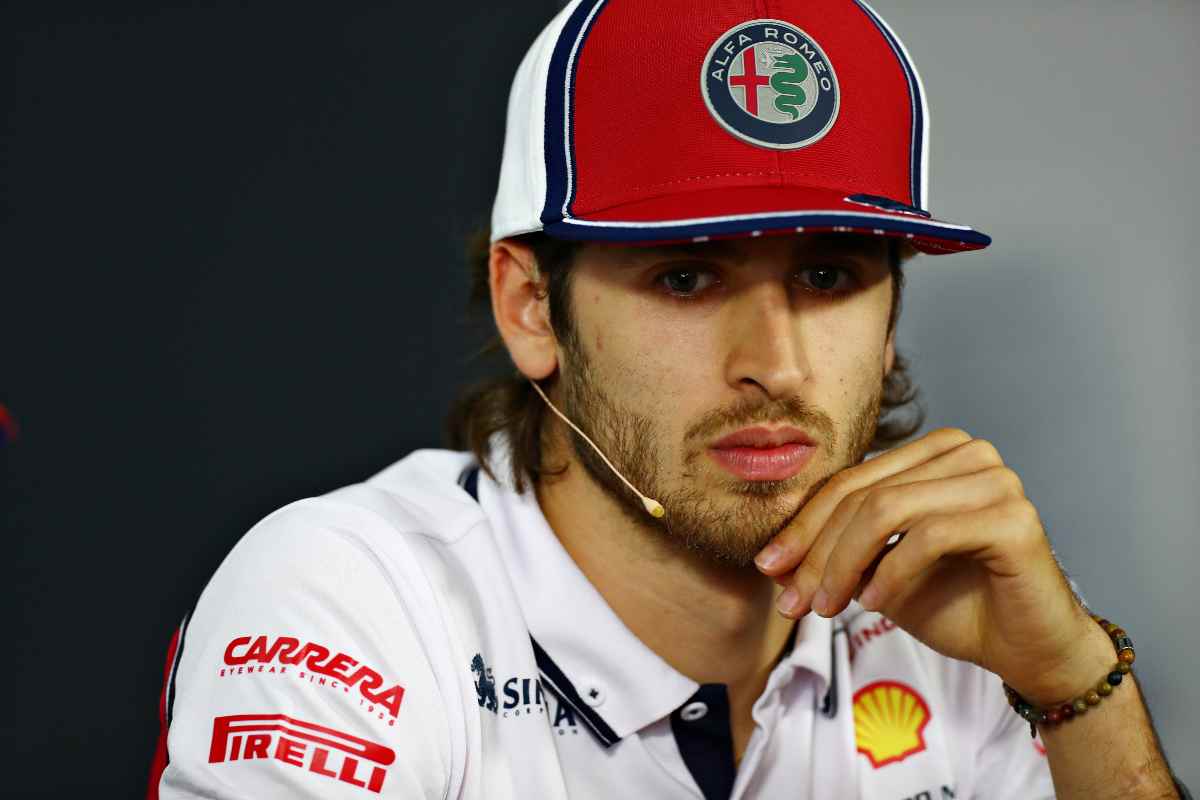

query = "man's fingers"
[
  {"left": 755, "top": 427, "right": 974, "bottom": 577},
  {"left": 771, "top": 436, "right": 1013, "bottom": 619},
  {"left": 814, "top": 465, "right": 1025, "bottom": 616},
  {"left": 855, "top": 499, "right": 1042, "bottom": 613}
]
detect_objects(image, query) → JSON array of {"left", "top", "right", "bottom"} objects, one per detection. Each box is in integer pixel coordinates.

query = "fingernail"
[
  {"left": 776, "top": 587, "right": 800, "bottom": 615},
  {"left": 812, "top": 587, "right": 830, "bottom": 616},
  {"left": 859, "top": 584, "right": 880, "bottom": 611},
  {"left": 755, "top": 543, "right": 784, "bottom": 571}
]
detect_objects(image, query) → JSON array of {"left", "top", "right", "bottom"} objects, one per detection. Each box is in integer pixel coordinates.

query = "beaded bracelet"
[{"left": 1002, "top": 613, "right": 1136, "bottom": 738}]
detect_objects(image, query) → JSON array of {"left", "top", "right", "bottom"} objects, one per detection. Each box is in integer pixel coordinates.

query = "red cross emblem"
[{"left": 728, "top": 47, "right": 771, "bottom": 116}]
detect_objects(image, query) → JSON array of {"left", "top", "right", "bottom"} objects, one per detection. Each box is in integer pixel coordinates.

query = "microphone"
[{"left": 529, "top": 380, "right": 665, "bottom": 519}]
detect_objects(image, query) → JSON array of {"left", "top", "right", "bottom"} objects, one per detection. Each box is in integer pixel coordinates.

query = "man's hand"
[{"left": 753, "top": 427, "right": 1106, "bottom": 705}]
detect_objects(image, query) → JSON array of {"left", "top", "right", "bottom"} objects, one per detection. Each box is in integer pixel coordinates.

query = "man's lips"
[
  {"left": 711, "top": 426, "right": 816, "bottom": 449},
  {"left": 708, "top": 426, "right": 817, "bottom": 481}
]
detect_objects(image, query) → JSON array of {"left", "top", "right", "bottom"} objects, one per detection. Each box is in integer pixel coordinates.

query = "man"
[{"left": 148, "top": 1, "right": 1186, "bottom": 798}]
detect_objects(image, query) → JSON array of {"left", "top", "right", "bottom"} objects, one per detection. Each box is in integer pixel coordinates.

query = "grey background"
[
  {"left": 869, "top": 0, "right": 1199, "bottom": 785},
  {"left": 3, "top": 0, "right": 1195, "bottom": 795}
]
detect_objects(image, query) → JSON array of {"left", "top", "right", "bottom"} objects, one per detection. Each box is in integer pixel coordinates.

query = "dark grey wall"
[
  {"left": 5, "top": 1, "right": 1196, "bottom": 797},
  {"left": 4, "top": 3, "right": 558, "bottom": 796}
]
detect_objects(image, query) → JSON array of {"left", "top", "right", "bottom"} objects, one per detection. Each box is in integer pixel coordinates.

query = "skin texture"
[{"left": 488, "top": 233, "right": 1177, "bottom": 796}]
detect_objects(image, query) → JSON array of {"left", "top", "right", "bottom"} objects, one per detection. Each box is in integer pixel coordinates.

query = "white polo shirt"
[{"left": 150, "top": 442, "right": 1055, "bottom": 799}]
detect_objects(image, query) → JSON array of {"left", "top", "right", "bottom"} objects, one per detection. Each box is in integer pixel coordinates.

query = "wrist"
[{"left": 1009, "top": 619, "right": 1116, "bottom": 707}]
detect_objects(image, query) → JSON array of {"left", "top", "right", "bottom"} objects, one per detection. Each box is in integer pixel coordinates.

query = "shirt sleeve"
[{"left": 150, "top": 499, "right": 457, "bottom": 799}]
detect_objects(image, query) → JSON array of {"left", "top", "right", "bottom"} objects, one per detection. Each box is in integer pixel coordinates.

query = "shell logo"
[{"left": 852, "top": 680, "right": 931, "bottom": 769}]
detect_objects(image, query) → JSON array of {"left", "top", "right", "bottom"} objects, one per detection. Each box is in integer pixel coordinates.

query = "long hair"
[{"left": 445, "top": 228, "right": 925, "bottom": 492}]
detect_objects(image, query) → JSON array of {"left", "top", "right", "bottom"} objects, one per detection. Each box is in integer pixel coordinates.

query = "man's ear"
[{"left": 490, "top": 239, "right": 559, "bottom": 380}]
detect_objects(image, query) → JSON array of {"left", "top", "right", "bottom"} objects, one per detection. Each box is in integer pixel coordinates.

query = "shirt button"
[
  {"left": 680, "top": 701, "right": 708, "bottom": 721},
  {"left": 583, "top": 685, "right": 606, "bottom": 707}
]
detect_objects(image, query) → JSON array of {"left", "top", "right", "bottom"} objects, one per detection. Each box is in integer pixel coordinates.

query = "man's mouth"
[{"left": 708, "top": 426, "right": 817, "bottom": 481}]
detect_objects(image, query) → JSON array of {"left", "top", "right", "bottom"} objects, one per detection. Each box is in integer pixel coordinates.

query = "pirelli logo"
[{"left": 209, "top": 713, "right": 394, "bottom": 793}]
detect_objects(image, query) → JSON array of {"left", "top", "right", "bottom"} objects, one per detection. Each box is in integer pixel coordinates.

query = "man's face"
[{"left": 552, "top": 233, "right": 896, "bottom": 567}]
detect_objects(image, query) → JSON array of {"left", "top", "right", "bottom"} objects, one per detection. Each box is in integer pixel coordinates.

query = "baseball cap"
[{"left": 490, "top": 0, "right": 990, "bottom": 255}]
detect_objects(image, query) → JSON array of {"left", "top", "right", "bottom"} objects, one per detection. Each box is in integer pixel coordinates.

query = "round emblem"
[{"left": 700, "top": 19, "right": 840, "bottom": 150}]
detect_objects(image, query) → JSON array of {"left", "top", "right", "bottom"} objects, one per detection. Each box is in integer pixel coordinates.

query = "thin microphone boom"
[{"left": 529, "top": 380, "right": 665, "bottom": 519}]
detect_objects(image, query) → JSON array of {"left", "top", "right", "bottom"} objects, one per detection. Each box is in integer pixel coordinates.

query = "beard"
[{"left": 556, "top": 336, "right": 884, "bottom": 568}]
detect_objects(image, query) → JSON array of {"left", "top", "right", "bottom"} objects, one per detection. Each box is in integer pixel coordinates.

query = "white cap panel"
[{"left": 490, "top": 1, "right": 585, "bottom": 243}]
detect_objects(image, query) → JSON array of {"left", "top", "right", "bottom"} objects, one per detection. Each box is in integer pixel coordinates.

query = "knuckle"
[
  {"left": 1004, "top": 500, "right": 1045, "bottom": 552},
  {"left": 861, "top": 488, "right": 892, "bottom": 519},
  {"left": 1012, "top": 498, "right": 1041, "bottom": 527},
  {"left": 985, "top": 464, "right": 1024, "bottom": 496},
  {"left": 915, "top": 518, "right": 951, "bottom": 557},
  {"left": 838, "top": 486, "right": 871, "bottom": 517},
  {"left": 961, "top": 437, "right": 1002, "bottom": 466},
  {"left": 861, "top": 485, "right": 905, "bottom": 526},
  {"left": 826, "top": 469, "right": 857, "bottom": 494},
  {"left": 932, "top": 427, "right": 973, "bottom": 445}
]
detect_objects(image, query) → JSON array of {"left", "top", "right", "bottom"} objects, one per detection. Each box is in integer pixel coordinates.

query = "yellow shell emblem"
[{"left": 853, "top": 680, "right": 931, "bottom": 768}]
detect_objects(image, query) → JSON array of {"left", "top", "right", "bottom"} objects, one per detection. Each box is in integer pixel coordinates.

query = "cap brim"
[{"left": 544, "top": 185, "right": 990, "bottom": 255}]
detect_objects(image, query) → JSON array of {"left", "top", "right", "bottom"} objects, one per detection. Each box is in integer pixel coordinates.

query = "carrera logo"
[
  {"left": 209, "top": 714, "right": 393, "bottom": 793},
  {"left": 222, "top": 636, "right": 404, "bottom": 722}
]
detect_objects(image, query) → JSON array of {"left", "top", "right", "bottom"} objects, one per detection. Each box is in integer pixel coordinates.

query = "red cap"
[{"left": 491, "top": 0, "right": 990, "bottom": 255}]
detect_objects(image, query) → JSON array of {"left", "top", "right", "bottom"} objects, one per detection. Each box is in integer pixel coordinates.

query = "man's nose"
[{"left": 723, "top": 280, "right": 811, "bottom": 399}]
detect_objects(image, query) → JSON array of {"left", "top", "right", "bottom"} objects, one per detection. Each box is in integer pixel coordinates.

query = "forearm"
[{"left": 1032, "top": 624, "right": 1178, "bottom": 799}]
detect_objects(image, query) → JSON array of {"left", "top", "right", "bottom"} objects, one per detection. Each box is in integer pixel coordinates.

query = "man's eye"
[
  {"left": 658, "top": 268, "right": 718, "bottom": 296},
  {"left": 797, "top": 266, "right": 855, "bottom": 295}
]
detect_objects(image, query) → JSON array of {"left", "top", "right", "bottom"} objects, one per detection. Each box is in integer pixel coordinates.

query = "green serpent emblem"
[{"left": 769, "top": 54, "right": 809, "bottom": 120}]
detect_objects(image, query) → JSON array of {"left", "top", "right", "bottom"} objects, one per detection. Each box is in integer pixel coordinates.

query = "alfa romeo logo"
[{"left": 701, "top": 19, "right": 840, "bottom": 150}]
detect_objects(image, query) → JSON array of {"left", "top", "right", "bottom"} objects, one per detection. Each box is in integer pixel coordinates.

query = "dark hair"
[{"left": 445, "top": 228, "right": 925, "bottom": 491}]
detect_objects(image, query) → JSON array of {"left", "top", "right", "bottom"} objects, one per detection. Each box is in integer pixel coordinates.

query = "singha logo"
[{"left": 471, "top": 653, "right": 498, "bottom": 713}]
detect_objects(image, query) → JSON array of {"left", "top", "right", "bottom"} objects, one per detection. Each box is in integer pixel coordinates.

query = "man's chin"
[{"left": 655, "top": 485, "right": 802, "bottom": 568}]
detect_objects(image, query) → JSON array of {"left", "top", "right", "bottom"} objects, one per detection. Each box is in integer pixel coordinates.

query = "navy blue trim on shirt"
[
  {"left": 458, "top": 465, "right": 480, "bottom": 502},
  {"left": 671, "top": 684, "right": 736, "bottom": 800},
  {"left": 531, "top": 637, "right": 621, "bottom": 748}
]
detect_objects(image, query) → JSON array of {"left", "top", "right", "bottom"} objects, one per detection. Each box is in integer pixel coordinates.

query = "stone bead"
[
  {"left": 1046, "top": 708, "right": 1063, "bottom": 724},
  {"left": 1085, "top": 690, "right": 1101, "bottom": 705},
  {"left": 1073, "top": 699, "right": 1089, "bottom": 714},
  {"left": 1060, "top": 703, "right": 1075, "bottom": 719},
  {"left": 1117, "top": 661, "right": 1132, "bottom": 674},
  {"left": 1104, "top": 622, "right": 1119, "bottom": 634},
  {"left": 1118, "top": 649, "right": 1135, "bottom": 665},
  {"left": 1107, "top": 671, "right": 1124, "bottom": 686},
  {"left": 1112, "top": 628, "right": 1126, "bottom": 638},
  {"left": 1097, "top": 681, "right": 1113, "bottom": 697}
]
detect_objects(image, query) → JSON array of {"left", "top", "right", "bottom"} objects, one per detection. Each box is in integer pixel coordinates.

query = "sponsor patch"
[
  {"left": 470, "top": 652, "right": 552, "bottom": 721},
  {"left": 209, "top": 713, "right": 394, "bottom": 793},
  {"left": 221, "top": 635, "right": 405, "bottom": 724},
  {"left": 701, "top": 18, "right": 840, "bottom": 150},
  {"left": 848, "top": 615, "right": 899, "bottom": 662},
  {"left": 853, "top": 680, "right": 931, "bottom": 768}
]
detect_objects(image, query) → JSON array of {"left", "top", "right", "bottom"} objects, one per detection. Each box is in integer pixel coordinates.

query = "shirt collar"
[{"left": 473, "top": 441, "right": 834, "bottom": 744}]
